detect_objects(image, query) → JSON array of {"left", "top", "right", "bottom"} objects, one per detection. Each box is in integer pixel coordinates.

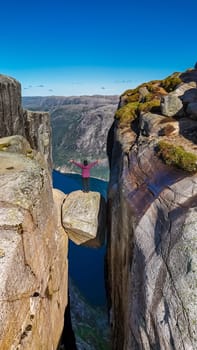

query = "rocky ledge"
[{"left": 107, "top": 67, "right": 197, "bottom": 349}]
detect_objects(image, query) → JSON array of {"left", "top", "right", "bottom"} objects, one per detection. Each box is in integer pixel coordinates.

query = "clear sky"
[{"left": 1, "top": 0, "right": 197, "bottom": 96}]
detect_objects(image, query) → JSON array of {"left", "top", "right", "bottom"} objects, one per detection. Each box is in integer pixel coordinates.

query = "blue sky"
[{"left": 1, "top": 0, "right": 197, "bottom": 96}]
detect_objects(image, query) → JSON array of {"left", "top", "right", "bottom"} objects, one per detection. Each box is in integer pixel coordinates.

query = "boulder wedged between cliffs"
[{"left": 62, "top": 190, "right": 106, "bottom": 247}]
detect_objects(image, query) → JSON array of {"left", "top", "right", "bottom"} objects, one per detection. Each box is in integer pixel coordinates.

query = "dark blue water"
[{"left": 53, "top": 170, "right": 108, "bottom": 306}]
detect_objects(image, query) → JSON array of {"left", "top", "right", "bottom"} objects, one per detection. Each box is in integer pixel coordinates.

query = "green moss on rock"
[
  {"left": 116, "top": 72, "right": 183, "bottom": 126},
  {"left": 124, "top": 92, "right": 140, "bottom": 103},
  {"left": 161, "top": 72, "right": 182, "bottom": 92},
  {"left": 115, "top": 102, "right": 139, "bottom": 123},
  {"left": 122, "top": 80, "right": 161, "bottom": 101},
  {"left": 157, "top": 141, "right": 197, "bottom": 172},
  {"left": 138, "top": 99, "right": 160, "bottom": 113},
  {"left": 115, "top": 98, "right": 161, "bottom": 124},
  {"left": 122, "top": 86, "right": 140, "bottom": 98}
]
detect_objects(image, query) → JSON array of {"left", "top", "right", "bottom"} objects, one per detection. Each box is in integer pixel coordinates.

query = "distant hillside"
[{"left": 22, "top": 95, "right": 119, "bottom": 179}]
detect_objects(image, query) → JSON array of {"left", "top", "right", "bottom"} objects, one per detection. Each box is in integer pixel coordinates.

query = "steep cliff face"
[
  {"left": 0, "top": 75, "right": 23, "bottom": 136},
  {"left": 107, "top": 68, "right": 197, "bottom": 349},
  {"left": 0, "top": 136, "right": 68, "bottom": 349},
  {"left": 0, "top": 75, "right": 52, "bottom": 172},
  {"left": 0, "top": 75, "right": 67, "bottom": 349}
]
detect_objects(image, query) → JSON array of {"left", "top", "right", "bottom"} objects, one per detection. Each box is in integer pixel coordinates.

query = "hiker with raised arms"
[{"left": 69, "top": 159, "right": 99, "bottom": 192}]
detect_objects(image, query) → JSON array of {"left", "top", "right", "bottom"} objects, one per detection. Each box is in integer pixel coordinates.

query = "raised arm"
[
  {"left": 88, "top": 160, "right": 99, "bottom": 169},
  {"left": 69, "top": 160, "right": 83, "bottom": 169}
]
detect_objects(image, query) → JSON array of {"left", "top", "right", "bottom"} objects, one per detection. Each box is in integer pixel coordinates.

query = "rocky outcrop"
[
  {"left": 62, "top": 190, "right": 106, "bottom": 247},
  {"left": 0, "top": 75, "right": 23, "bottom": 137},
  {"left": 23, "top": 110, "right": 52, "bottom": 172},
  {"left": 0, "top": 75, "right": 67, "bottom": 348},
  {"left": 0, "top": 136, "right": 68, "bottom": 350},
  {"left": 160, "top": 94, "right": 184, "bottom": 117},
  {"left": 0, "top": 75, "right": 52, "bottom": 172},
  {"left": 107, "top": 67, "right": 197, "bottom": 349}
]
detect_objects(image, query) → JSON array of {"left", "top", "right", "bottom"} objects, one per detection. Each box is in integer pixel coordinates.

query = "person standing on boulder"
[{"left": 69, "top": 159, "right": 99, "bottom": 192}]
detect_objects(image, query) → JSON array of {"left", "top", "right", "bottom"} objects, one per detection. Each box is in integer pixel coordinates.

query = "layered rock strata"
[{"left": 107, "top": 68, "right": 197, "bottom": 349}]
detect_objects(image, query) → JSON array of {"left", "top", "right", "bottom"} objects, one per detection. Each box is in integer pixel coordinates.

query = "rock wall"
[
  {"left": 0, "top": 75, "right": 23, "bottom": 136},
  {"left": 0, "top": 136, "right": 68, "bottom": 349},
  {"left": 0, "top": 75, "right": 52, "bottom": 172},
  {"left": 107, "top": 68, "right": 197, "bottom": 349},
  {"left": 0, "top": 75, "right": 67, "bottom": 349}
]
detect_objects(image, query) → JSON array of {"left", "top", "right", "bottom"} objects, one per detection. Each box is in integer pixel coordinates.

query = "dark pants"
[{"left": 82, "top": 177, "right": 90, "bottom": 192}]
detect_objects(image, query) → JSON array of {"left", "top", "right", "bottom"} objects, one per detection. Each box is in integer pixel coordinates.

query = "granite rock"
[
  {"left": 0, "top": 74, "right": 52, "bottom": 172},
  {"left": 107, "top": 67, "right": 197, "bottom": 350},
  {"left": 0, "top": 138, "right": 68, "bottom": 350},
  {"left": 62, "top": 190, "right": 106, "bottom": 247},
  {"left": 160, "top": 94, "right": 184, "bottom": 117}
]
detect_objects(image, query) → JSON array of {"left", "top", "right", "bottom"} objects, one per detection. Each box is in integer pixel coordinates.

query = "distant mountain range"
[{"left": 22, "top": 95, "right": 119, "bottom": 179}]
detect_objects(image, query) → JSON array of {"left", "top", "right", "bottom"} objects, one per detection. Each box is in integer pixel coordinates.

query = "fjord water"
[{"left": 52, "top": 170, "right": 108, "bottom": 306}]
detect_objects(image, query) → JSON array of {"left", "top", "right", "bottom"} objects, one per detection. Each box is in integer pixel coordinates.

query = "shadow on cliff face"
[
  {"left": 107, "top": 121, "right": 116, "bottom": 169},
  {"left": 177, "top": 107, "right": 197, "bottom": 145},
  {"left": 81, "top": 193, "right": 106, "bottom": 248},
  {"left": 176, "top": 71, "right": 197, "bottom": 144},
  {"left": 58, "top": 293, "right": 77, "bottom": 350},
  {"left": 107, "top": 121, "right": 124, "bottom": 191},
  {"left": 107, "top": 121, "right": 124, "bottom": 167}
]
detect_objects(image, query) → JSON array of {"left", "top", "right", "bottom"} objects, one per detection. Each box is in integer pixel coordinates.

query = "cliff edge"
[
  {"left": 107, "top": 68, "right": 197, "bottom": 349},
  {"left": 0, "top": 136, "right": 68, "bottom": 349}
]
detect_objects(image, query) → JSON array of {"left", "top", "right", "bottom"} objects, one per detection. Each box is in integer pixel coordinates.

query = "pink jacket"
[{"left": 72, "top": 160, "right": 98, "bottom": 178}]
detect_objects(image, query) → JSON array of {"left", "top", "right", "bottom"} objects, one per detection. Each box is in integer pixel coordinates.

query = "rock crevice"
[{"left": 0, "top": 74, "right": 107, "bottom": 349}]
